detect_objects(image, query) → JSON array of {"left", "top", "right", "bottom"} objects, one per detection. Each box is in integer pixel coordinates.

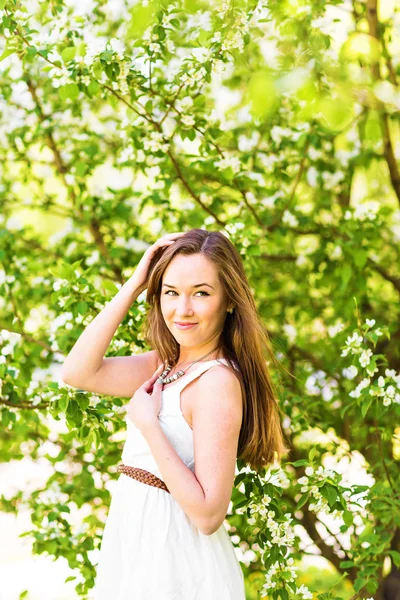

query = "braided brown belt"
[{"left": 118, "top": 464, "right": 170, "bottom": 493}]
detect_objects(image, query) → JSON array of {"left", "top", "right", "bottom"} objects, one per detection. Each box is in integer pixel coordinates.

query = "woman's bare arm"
[{"left": 61, "top": 274, "right": 159, "bottom": 398}]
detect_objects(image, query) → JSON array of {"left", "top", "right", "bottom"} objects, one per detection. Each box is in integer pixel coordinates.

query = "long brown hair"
[{"left": 142, "top": 229, "right": 289, "bottom": 472}]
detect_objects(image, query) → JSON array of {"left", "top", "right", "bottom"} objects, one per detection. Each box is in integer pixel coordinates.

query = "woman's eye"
[{"left": 164, "top": 291, "right": 209, "bottom": 297}]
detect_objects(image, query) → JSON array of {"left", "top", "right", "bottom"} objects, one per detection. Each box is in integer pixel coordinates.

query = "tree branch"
[
  {"left": 0, "top": 324, "right": 52, "bottom": 352},
  {"left": 25, "top": 79, "right": 123, "bottom": 282},
  {"left": 367, "top": 258, "right": 400, "bottom": 292},
  {"left": 366, "top": 0, "right": 400, "bottom": 204},
  {"left": 0, "top": 397, "right": 49, "bottom": 410}
]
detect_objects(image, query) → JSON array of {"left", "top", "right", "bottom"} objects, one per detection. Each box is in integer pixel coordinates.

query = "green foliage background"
[{"left": 0, "top": 0, "right": 400, "bottom": 598}]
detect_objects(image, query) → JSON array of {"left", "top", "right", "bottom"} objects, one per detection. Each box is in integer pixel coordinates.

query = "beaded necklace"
[{"left": 156, "top": 346, "right": 220, "bottom": 385}]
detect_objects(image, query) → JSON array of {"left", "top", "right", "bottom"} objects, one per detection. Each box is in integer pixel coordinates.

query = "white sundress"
[{"left": 92, "top": 358, "right": 246, "bottom": 600}]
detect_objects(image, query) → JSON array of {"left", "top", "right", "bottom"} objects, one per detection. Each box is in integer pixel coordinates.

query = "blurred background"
[{"left": 1, "top": 0, "right": 400, "bottom": 598}]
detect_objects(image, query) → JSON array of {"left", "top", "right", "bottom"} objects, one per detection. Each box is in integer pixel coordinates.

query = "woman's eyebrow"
[{"left": 162, "top": 283, "right": 215, "bottom": 290}]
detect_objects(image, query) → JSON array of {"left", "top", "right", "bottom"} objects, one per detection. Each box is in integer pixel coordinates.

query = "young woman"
[{"left": 62, "top": 228, "right": 288, "bottom": 599}]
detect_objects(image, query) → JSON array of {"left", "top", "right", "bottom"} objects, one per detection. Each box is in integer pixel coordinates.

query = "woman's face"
[{"left": 160, "top": 253, "right": 230, "bottom": 353}]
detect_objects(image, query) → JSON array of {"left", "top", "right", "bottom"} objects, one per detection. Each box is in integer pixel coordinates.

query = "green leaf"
[
  {"left": 208, "top": 127, "right": 221, "bottom": 139},
  {"left": 388, "top": 550, "right": 400, "bottom": 567},
  {"left": 128, "top": 4, "right": 156, "bottom": 37},
  {"left": 47, "top": 382, "right": 60, "bottom": 390},
  {"left": 353, "top": 249, "right": 367, "bottom": 268},
  {"left": 339, "top": 263, "right": 352, "bottom": 291},
  {"left": 46, "top": 540, "right": 58, "bottom": 553},
  {"left": 59, "top": 396, "right": 69, "bottom": 412},
  {"left": 2, "top": 410, "right": 10, "bottom": 427},
  {"left": 296, "top": 492, "right": 310, "bottom": 509},
  {"left": 234, "top": 472, "right": 248, "bottom": 485},
  {"left": 84, "top": 430, "right": 95, "bottom": 451},
  {"left": 280, "top": 588, "right": 289, "bottom": 600},
  {"left": 340, "top": 560, "right": 354, "bottom": 568},
  {"left": 100, "top": 50, "right": 114, "bottom": 62},
  {"left": 321, "top": 485, "right": 338, "bottom": 507},
  {"left": 76, "top": 301, "right": 88, "bottom": 315},
  {"left": 87, "top": 80, "right": 100, "bottom": 96},
  {"left": 76, "top": 393, "right": 89, "bottom": 411},
  {"left": 340, "top": 403, "right": 354, "bottom": 418},
  {"left": 317, "top": 92, "right": 355, "bottom": 132},
  {"left": 61, "top": 46, "right": 76, "bottom": 62},
  {"left": 102, "top": 279, "right": 119, "bottom": 294},
  {"left": 247, "top": 70, "right": 279, "bottom": 119},
  {"left": 361, "top": 396, "right": 373, "bottom": 417},
  {"left": 343, "top": 510, "right": 353, "bottom": 527},
  {"left": 74, "top": 161, "right": 88, "bottom": 177},
  {"left": 77, "top": 42, "right": 86, "bottom": 57},
  {"left": 292, "top": 459, "right": 308, "bottom": 467},
  {"left": 0, "top": 48, "right": 15, "bottom": 62},
  {"left": 59, "top": 83, "right": 80, "bottom": 101},
  {"left": 235, "top": 498, "right": 249, "bottom": 509}
]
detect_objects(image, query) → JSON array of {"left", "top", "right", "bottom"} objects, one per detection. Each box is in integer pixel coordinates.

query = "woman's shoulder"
[
  {"left": 214, "top": 357, "right": 240, "bottom": 372},
  {"left": 208, "top": 358, "right": 242, "bottom": 391},
  {"left": 196, "top": 359, "right": 243, "bottom": 409}
]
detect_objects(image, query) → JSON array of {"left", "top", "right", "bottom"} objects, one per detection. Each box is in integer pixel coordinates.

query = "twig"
[
  {"left": 366, "top": 0, "right": 400, "bottom": 205},
  {"left": 373, "top": 418, "right": 395, "bottom": 491}
]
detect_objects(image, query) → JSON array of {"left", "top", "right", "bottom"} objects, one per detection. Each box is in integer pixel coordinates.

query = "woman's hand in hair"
[{"left": 132, "top": 232, "right": 186, "bottom": 294}]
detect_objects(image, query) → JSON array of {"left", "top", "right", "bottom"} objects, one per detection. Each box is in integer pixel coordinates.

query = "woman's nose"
[{"left": 176, "top": 298, "right": 194, "bottom": 315}]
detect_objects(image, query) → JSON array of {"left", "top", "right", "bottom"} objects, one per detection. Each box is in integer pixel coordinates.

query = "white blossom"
[
  {"left": 215, "top": 155, "right": 241, "bottom": 174},
  {"left": 109, "top": 37, "right": 125, "bottom": 57},
  {"left": 349, "top": 377, "right": 370, "bottom": 399},
  {"left": 346, "top": 201, "right": 381, "bottom": 222},
  {"left": 321, "top": 170, "right": 345, "bottom": 190},
  {"left": 283, "top": 323, "right": 297, "bottom": 345},
  {"left": 53, "top": 279, "right": 69, "bottom": 292},
  {"left": 270, "top": 125, "right": 293, "bottom": 145},
  {"left": 282, "top": 210, "right": 299, "bottom": 227},
  {"left": 328, "top": 320, "right": 345, "bottom": 338},
  {"left": 143, "top": 131, "right": 170, "bottom": 153},
  {"left": 307, "top": 166, "right": 319, "bottom": 187},
  {"left": 341, "top": 332, "right": 364, "bottom": 356},
  {"left": 359, "top": 348, "right": 373, "bottom": 367},
  {"left": 175, "top": 96, "right": 194, "bottom": 112},
  {"left": 211, "top": 31, "right": 222, "bottom": 43},
  {"left": 181, "top": 114, "right": 195, "bottom": 127},
  {"left": 326, "top": 243, "right": 343, "bottom": 260},
  {"left": 296, "top": 584, "right": 313, "bottom": 599},
  {"left": 342, "top": 365, "right": 358, "bottom": 380}
]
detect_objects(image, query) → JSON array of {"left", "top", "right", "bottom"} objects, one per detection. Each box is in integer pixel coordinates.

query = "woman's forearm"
[
  {"left": 61, "top": 274, "right": 144, "bottom": 384},
  {"left": 142, "top": 421, "right": 213, "bottom": 535}
]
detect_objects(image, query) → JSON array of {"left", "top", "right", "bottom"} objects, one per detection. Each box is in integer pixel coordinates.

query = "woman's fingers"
[
  {"left": 163, "top": 232, "right": 186, "bottom": 239},
  {"left": 144, "top": 365, "right": 164, "bottom": 389},
  {"left": 157, "top": 232, "right": 186, "bottom": 247}
]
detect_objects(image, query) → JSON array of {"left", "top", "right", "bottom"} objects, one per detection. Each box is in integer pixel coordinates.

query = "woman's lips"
[{"left": 174, "top": 322, "right": 198, "bottom": 330}]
